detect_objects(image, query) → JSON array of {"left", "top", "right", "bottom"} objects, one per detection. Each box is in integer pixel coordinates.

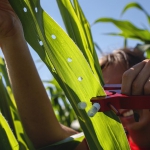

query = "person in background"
[
  {"left": 0, "top": 0, "right": 150, "bottom": 150},
  {"left": 100, "top": 49, "right": 150, "bottom": 150}
]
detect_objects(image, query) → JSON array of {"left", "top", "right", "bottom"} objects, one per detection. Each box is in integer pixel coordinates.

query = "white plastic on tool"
[
  {"left": 77, "top": 102, "right": 87, "bottom": 109},
  {"left": 87, "top": 103, "right": 100, "bottom": 117}
]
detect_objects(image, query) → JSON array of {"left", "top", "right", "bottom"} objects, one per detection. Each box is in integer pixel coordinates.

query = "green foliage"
[
  {"left": 94, "top": 18, "right": 150, "bottom": 42},
  {"left": 0, "top": 112, "right": 19, "bottom": 150},
  {"left": 0, "top": 0, "right": 130, "bottom": 149},
  {"left": 44, "top": 78, "right": 78, "bottom": 129},
  {"left": 0, "top": 58, "right": 34, "bottom": 149},
  {"left": 121, "top": 2, "right": 150, "bottom": 25},
  {"left": 56, "top": 0, "right": 104, "bottom": 86},
  {"left": 94, "top": 2, "right": 150, "bottom": 57}
]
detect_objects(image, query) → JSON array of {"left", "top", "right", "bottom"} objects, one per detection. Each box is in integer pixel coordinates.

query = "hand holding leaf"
[{"left": 0, "top": 0, "right": 23, "bottom": 44}]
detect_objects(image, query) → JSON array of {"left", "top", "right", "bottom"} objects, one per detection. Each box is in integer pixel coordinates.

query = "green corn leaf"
[
  {"left": 94, "top": 42, "right": 104, "bottom": 55},
  {"left": 0, "top": 57, "right": 11, "bottom": 87},
  {"left": 94, "top": 17, "right": 150, "bottom": 42},
  {"left": 121, "top": 2, "right": 150, "bottom": 25},
  {"left": 0, "top": 112, "right": 19, "bottom": 150},
  {"left": 0, "top": 76, "right": 16, "bottom": 139},
  {"left": 101, "top": 32, "right": 143, "bottom": 41},
  {"left": 100, "top": 32, "right": 150, "bottom": 46},
  {"left": 146, "top": 49, "right": 150, "bottom": 58},
  {"left": 0, "top": 60, "right": 34, "bottom": 150},
  {"left": 8, "top": 0, "right": 129, "bottom": 149},
  {"left": 56, "top": 0, "right": 104, "bottom": 86},
  {"left": 101, "top": 32, "right": 125, "bottom": 37}
]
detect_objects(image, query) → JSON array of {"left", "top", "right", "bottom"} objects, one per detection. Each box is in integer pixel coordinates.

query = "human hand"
[
  {"left": 0, "top": 0, "right": 23, "bottom": 45},
  {"left": 121, "top": 59, "right": 150, "bottom": 95}
]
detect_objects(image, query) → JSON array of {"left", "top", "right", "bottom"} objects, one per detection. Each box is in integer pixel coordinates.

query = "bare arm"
[{"left": 0, "top": 0, "right": 77, "bottom": 148}]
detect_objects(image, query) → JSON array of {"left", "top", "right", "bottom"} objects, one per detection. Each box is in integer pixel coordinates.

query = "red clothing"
[
  {"left": 84, "top": 136, "right": 150, "bottom": 150},
  {"left": 128, "top": 136, "right": 150, "bottom": 150}
]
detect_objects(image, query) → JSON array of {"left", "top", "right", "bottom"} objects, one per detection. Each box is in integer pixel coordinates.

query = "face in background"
[{"left": 102, "top": 61, "right": 150, "bottom": 132}]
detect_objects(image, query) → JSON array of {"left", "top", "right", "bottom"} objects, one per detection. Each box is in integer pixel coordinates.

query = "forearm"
[
  {"left": 1, "top": 35, "right": 68, "bottom": 147},
  {"left": 0, "top": 1, "right": 76, "bottom": 147},
  {"left": 2, "top": 36, "right": 50, "bottom": 119}
]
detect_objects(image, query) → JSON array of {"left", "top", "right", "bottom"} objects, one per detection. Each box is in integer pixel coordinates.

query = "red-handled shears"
[{"left": 90, "top": 84, "right": 150, "bottom": 121}]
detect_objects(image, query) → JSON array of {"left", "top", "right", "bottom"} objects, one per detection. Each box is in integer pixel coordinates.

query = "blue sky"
[{"left": 1, "top": 0, "right": 150, "bottom": 81}]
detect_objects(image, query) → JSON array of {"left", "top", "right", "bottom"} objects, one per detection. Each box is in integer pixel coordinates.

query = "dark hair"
[{"left": 100, "top": 48, "right": 145, "bottom": 70}]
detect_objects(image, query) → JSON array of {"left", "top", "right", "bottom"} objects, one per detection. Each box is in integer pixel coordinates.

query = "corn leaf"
[
  {"left": 121, "top": 2, "right": 150, "bottom": 25},
  {"left": 0, "top": 59, "right": 34, "bottom": 150},
  {"left": 146, "top": 49, "right": 150, "bottom": 58},
  {"left": 0, "top": 112, "right": 19, "bottom": 150},
  {"left": 94, "top": 17, "right": 150, "bottom": 42},
  {"left": 0, "top": 57, "right": 10, "bottom": 87},
  {"left": 8, "top": 0, "right": 129, "bottom": 149},
  {"left": 56, "top": 0, "right": 104, "bottom": 85}
]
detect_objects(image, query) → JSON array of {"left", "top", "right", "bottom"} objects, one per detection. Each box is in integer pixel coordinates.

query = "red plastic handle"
[{"left": 90, "top": 84, "right": 150, "bottom": 112}]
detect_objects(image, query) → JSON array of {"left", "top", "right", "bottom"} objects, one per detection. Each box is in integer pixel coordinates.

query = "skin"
[
  {"left": 121, "top": 60, "right": 150, "bottom": 148},
  {"left": 1, "top": 0, "right": 150, "bottom": 149},
  {"left": 103, "top": 61, "right": 150, "bottom": 148},
  {"left": 102, "top": 61, "right": 127, "bottom": 84}
]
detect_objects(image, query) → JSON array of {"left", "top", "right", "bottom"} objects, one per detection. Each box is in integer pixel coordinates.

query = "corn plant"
[
  {"left": 0, "top": 0, "right": 130, "bottom": 149},
  {"left": 93, "top": 2, "right": 150, "bottom": 58},
  {"left": 0, "top": 57, "right": 34, "bottom": 149}
]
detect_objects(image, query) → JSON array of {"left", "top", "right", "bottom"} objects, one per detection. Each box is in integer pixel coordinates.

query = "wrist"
[{"left": 1, "top": 31, "right": 26, "bottom": 52}]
